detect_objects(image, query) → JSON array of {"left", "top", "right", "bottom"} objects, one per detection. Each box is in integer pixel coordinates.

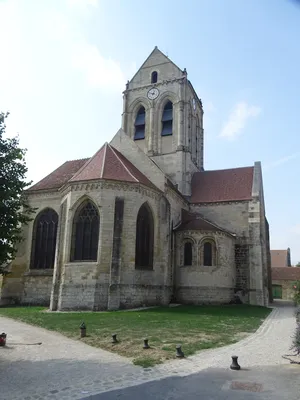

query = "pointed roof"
[
  {"left": 129, "top": 46, "right": 183, "bottom": 84},
  {"left": 191, "top": 166, "right": 254, "bottom": 203},
  {"left": 175, "top": 209, "right": 235, "bottom": 237},
  {"left": 27, "top": 158, "right": 90, "bottom": 191},
  {"left": 69, "top": 143, "right": 156, "bottom": 189}
]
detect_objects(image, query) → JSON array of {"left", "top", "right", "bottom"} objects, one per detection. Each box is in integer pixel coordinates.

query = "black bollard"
[
  {"left": 112, "top": 333, "right": 118, "bottom": 344},
  {"left": 176, "top": 344, "right": 184, "bottom": 358},
  {"left": 230, "top": 355, "right": 241, "bottom": 370},
  {"left": 79, "top": 322, "right": 86, "bottom": 338},
  {"left": 143, "top": 338, "right": 150, "bottom": 349}
]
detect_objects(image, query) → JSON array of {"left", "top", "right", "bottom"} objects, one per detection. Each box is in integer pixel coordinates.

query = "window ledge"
[
  {"left": 135, "top": 266, "right": 154, "bottom": 271},
  {"left": 25, "top": 269, "right": 54, "bottom": 276}
]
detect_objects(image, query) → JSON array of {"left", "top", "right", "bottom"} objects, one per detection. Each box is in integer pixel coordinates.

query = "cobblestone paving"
[{"left": 0, "top": 301, "right": 296, "bottom": 400}]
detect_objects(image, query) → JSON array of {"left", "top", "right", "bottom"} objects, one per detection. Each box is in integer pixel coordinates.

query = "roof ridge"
[
  {"left": 109, "top": 145, "right": 139, "bottom": 183},
  {"left": 69, "top": 145, "right": 105, "bottom": 182},
  {"left": 66, "top": 157, "right": 90, "bottom": 163},
  {"left": 201, "top": 166, "right": 254, "bottom": 173},
  {"left": 100, "top": 143, "right": 108, "bottom": 178}
]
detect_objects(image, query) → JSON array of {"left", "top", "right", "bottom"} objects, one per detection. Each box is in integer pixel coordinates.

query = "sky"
[{"left": 1, "top": 0, "right": 300, "bottom": 263}]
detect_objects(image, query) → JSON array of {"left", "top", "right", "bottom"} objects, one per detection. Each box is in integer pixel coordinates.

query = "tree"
[
  {"left": 296, "top": 262, "right": 300, "bottom": 267},
  {"left": 0, "top": 112, "right": 35, "bottom": 275}
]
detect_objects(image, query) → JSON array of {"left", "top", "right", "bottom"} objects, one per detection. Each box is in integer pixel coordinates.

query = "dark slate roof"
[
  {"left": 175, "top": 209, "right": 235, "bottom": 236},
  {"left": 191, "top": 166, "right": 254, "bottom": 203}
]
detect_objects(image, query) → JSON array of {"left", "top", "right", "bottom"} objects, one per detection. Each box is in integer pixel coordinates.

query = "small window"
[
  {"left": 161, "top": 101, "right": 173, "bottom": 136},
  {"left": 151, "top": 71, "right": 158, "bottom": 83},
  {"left": 184, "top": 242, "right": 192, "bottom": 266},
  {"left": 134, "top": 106, "right": 146, "bottom": 140},
  {"left": 203, "top": 242, "right": 212, "bottom": 266}
]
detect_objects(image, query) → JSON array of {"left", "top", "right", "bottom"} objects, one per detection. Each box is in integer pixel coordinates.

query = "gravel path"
[{"left": 0, "top": 301, "right": 296, "bottom": 400}]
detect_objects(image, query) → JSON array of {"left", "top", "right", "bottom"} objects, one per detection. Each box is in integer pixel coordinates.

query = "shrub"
[{"left": 290, "top": 322, "right": 300, "bottom": 355}]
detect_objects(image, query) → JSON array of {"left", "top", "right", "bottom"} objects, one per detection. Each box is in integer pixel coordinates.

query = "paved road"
[
  {"left": 84, "top": 364, "right": 300, "bottom": 400},
  {"left": 0, "top": 301, "right": 297, "bottom": 400}
]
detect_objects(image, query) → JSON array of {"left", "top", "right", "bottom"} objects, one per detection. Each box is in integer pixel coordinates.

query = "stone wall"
[
  {"left": 1, "top": 191, "right": 61, "bottom": 305},
  {"left": 272, "top": 280, "right": 295, "bottom": 301},
  {"left": 22, "top": 271, "right": 53, "bottom": 305},
  {"left": 175, "top": 230, "right": 236, "bottom": 304}
]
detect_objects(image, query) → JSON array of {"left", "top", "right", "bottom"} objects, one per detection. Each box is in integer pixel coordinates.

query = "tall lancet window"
[
  {"left": 161, "top": 101, "right": 173, "bottom": 136},
  {"left": 134, "top": 106, "right": 146, "bottom": 140},
  {"left": 30, "top": 208, "right": 58, "bottom": 269}
]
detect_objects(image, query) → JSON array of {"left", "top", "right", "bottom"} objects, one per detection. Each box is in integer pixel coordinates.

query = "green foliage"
[
  {"left": 292, "top": 281, "right": 300, "bottom": 305},
  {"left": 0, "top": 305, "right": 271, "bottom": 366},
  {"left": 0, "top": 112, "right": 35, "bottom": 273},
  {"left": 296, "top": 262, "right": 300, "bottom": 267},
  {"left": 290, "top": 323, "right": 300, "bottom": 355}
]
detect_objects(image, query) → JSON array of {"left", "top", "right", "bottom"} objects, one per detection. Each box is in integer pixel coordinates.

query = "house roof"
[
  {"left": 191, "top": 166, "right": 254, "bottom": 203},
  {"left": 270, "top": 250, "right": 290, "bottom": 268},
  {"left": 27, "top": 158, "right": 89, "bottom": 191},
  {"left": 272, "top": 267, "right": 300, "bottom": 281},
  {"left": 175, "top": 209, "right": 235, "bottom": 236},
  {"left": 28, "top": 143, "right": 157, "bottom": 192}
]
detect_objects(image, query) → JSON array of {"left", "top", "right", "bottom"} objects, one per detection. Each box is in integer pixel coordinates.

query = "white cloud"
[
  {"left": 71, "top": 40, "right": 125, "bottom": 90},
  {"left": 44, "top": 10, "right": 125, "bottom": 91},
  {"left": 220, "top": 101, "right": 261, "bottom": 140},
  {"left": 264, "top": 152, "right": 300, "bottom": 171}
]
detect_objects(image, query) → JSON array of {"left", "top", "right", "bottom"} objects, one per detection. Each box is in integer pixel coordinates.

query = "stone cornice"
[
  {"left": 191, "top": 200, "right": 251, "bottom": 206},
  {"left": 123, "top": 77, "right": 186, "bottom": 95}
]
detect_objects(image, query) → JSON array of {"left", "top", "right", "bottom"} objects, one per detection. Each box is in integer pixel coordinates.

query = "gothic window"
[
  {"left": 30, "top": 208, "right": 58, "bottom": 269},
  {"left": 184, "top": 242, "right": 192, "bottom": 266},
  {"left": 135, "top": 203, "right": 154, "bottom": 269},
  {"left": 203, "top": 241, "right": 214, "bottom": 266},
  {"left": 71, "top": 201, "right": 99, "bottom": 262},
  {"left": 134, "top": 106, "right": 146, "bottom": 140},
  {"left": 161, "top": 101, "right": 173, "bottom": 136},
  {"left": 151, "top": 71, "right": 158, "bottom": 83}
]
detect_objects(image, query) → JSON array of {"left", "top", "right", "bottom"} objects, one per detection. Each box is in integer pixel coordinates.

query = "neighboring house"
[
  {"left": 270, "top": 248, "right": 291, "bottom": 268},
  {"left": 0, "top": 47, "right": 271, "bottom": 310},
  {"left": 272, "top": 267, "right": 300, "bottom": 300}
]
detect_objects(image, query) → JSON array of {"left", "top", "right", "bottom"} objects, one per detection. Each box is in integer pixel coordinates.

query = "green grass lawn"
[{"left": 0, "top": 304, "right": 271, "bottom": 367}]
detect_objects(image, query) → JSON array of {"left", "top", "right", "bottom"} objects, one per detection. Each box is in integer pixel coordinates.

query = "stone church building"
[{"left": 0, "top": 47, "right": 271, "bottom": 310}]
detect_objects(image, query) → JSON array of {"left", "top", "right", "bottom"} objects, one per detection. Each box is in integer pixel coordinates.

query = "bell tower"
[{"left": 121, "top": 47, "right": 204, "bottom": 196}]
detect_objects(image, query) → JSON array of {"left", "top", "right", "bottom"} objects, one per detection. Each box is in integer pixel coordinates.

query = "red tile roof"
[
  {"left": 270, "top": 250, "right": 290, "bottom": 268},
  {"left": 70, "top": 143, "right": 156, "bottom": 189},
  {"left": 191, "top": 166, "right": 254, "bottom": 203},
  {"left": 175, "top": 209, "right": 235, "bottom": 236},
  {"left": 272, "top": 267, "right": 300, "bottom": 281},
  {"left": 28, "top": 143, "right": 156, "bottom": 192},
  {"left": 27, "top": 158, "right": 89, "bottom": 191}
]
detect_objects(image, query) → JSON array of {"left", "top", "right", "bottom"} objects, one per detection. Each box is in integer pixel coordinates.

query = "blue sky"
[{"left": 1, "top": 0, "right": 300, "bottom": 263}]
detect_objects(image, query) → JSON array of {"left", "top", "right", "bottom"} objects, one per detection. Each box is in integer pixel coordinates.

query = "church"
[{"left": 0, "top": 47, "right": 272, "bottom": 310}]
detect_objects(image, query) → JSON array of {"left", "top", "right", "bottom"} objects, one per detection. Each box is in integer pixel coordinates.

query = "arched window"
[
  {"left": 184, "top": 242, "right": 192, "bottom": 266},
  {"left": 161, "top": 101, "right": 173, "bottom": 136},
  {"left": 134, "top": 106, "right": 146, "bottom": 140},
  {"left": 203, "top": 242, "right": 213, "bottom": 266},
  {"left": 151, "top": 71, "right": 158, "bottom": 83},
  {"left": 135, "top": 203, "right": 154, "bottom": 269},
  {"left": 30, "top": 208, "right": 58, "bottom": 269},
  {"left": 71, "top": 201, "right": 99, "bottom": 262}
]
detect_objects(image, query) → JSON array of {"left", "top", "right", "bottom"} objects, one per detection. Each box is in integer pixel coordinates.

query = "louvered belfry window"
[
  {"left": 31, "top": 208, "right": 58, "bottom": 269},
  {"left": 161, "top": 101, "right": 173, "bottom": 136},
  {"left": 134, "top": 106, "right": 146, "bottom": 140}
]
